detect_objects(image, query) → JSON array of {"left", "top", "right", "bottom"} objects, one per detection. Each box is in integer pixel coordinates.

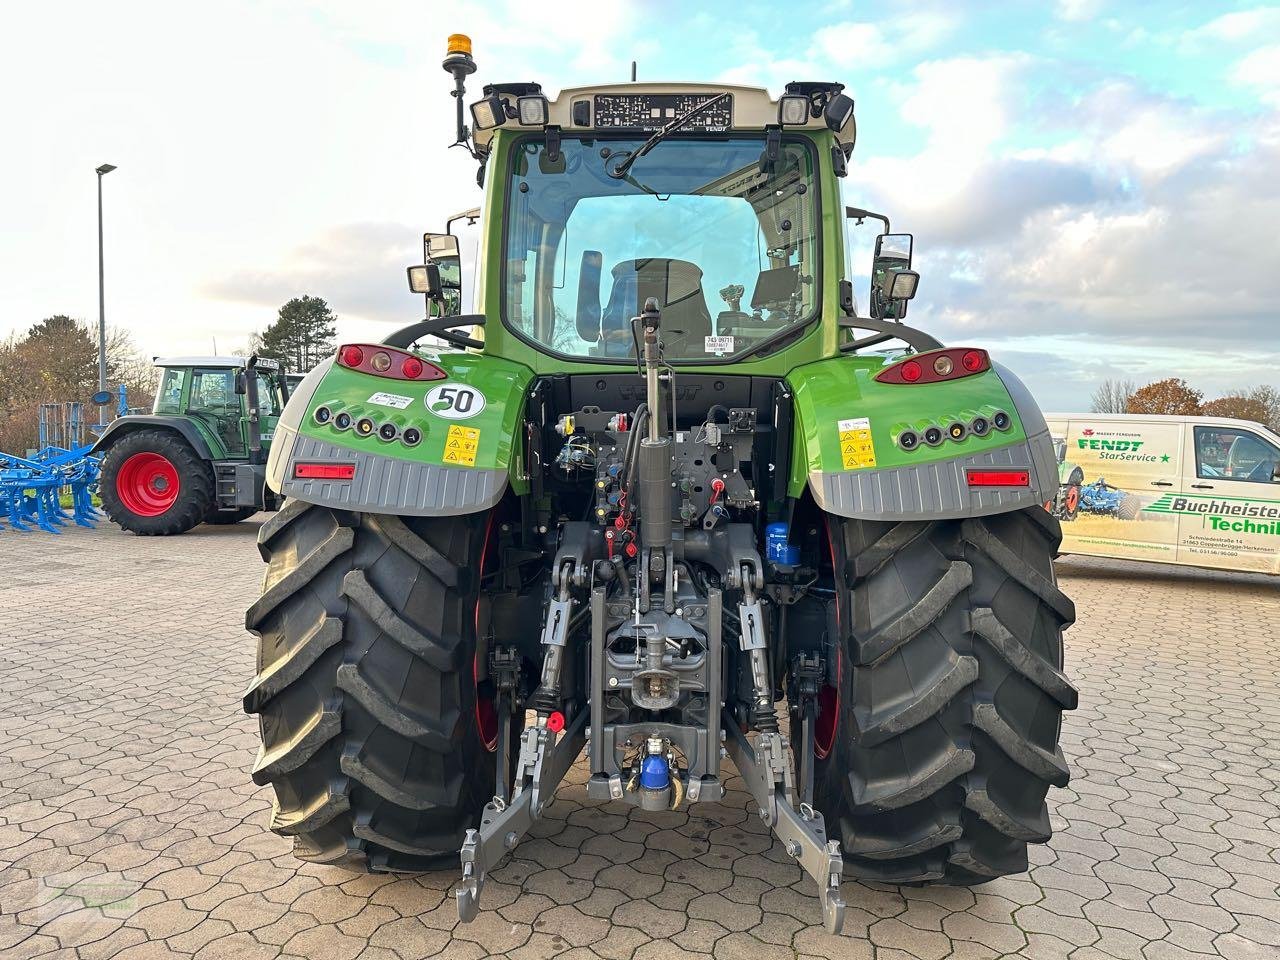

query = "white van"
[{"left": 1043, "top": 413, "right": 1280, "bottom": 576}]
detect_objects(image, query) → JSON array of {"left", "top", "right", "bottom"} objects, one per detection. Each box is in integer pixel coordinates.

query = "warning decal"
[
  {"left": 442, "top": 424, "right": 480, "bottom": 467},
  {"left": 838, "top": 417, "right": 876, "bottom": 470}
]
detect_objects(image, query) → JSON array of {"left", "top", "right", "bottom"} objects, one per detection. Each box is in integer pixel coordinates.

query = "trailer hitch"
[
  {"left": 455, "top": 710, "right": 587, "bottom": 922},
  {"left": 722, "top": 711, "right": 846, "bottom": 934}
]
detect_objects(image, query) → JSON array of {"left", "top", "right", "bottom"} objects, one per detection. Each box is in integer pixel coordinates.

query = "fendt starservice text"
[{"left": 243, "top": 35, "right": 1078, "bottom": 935}]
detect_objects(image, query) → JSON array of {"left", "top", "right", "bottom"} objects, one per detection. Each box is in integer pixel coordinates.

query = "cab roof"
[
  {"left": 152, "top": 356, "right": 281, "bottom": 369},
  {"left": 473, "top": 81, "right": 841, "bottom": 151},
  {"left": 153, "top": 356, "right": 247, "bottom": 368}
]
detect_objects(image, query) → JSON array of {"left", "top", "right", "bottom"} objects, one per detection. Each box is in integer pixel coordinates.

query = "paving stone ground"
[{"left": 1, "top": 518, "right": 1278, "bottom": 960}]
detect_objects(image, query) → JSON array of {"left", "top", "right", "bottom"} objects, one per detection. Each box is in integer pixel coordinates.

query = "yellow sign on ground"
[
  {"left": 442, "top": 424, "right": 480, "bottom": 467},
  {"left": 838, "top": 417, "right": 876, "bottom": 470}
]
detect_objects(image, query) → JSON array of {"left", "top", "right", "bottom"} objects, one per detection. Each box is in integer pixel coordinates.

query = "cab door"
[
  {"left": 188, "top": 368, "right": 245, "bottom": 457},
  {"left": 1176, "top": 424, "right": 1280, "bottom": 574}
]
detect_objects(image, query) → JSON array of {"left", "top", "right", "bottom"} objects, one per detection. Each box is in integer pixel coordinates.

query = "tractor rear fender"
[
  {"left": 90, "top": 416, "right": 217, "bottom": 461},
  {"left": 786, "top": 356, "right": 1057, "bottom": 520},
  {"left": 266, "top": 353, "right": 534, "bottom": 517}
]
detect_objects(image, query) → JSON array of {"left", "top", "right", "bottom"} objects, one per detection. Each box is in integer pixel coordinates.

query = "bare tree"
[
  {"left": 1090, "top": 379, "right": 1135, "bottom": 414},
  {"left": 1245, "top": 385, "right": 1280, "bottom": 433}
]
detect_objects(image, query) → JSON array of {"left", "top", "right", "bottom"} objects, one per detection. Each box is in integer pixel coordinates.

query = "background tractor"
[
  {"left": 1049, "top": 436, "right": 1084, "bottom": 520},
  {"left": 93, "top": 355, "right": 287, "bottom": 535},
  {"left": 244, "top": 36, "right": 1077, "bottom": 935}
]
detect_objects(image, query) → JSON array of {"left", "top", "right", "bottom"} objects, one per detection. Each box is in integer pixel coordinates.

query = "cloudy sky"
[{"left": 3, "top": 0, "right": 1277, "bottom": 409}]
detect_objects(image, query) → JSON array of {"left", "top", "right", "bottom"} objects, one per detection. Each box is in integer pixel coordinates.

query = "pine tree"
[{"left": 258, "top": 296, "right": 337, "bottom": 372}]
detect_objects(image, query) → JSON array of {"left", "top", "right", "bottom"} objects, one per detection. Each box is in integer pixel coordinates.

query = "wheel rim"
[
  {"left": 1066, "top": 484, "right": 1080, "bottom": 514},
  {"left": 116, "top": 452, "right": 180, "bottom": 516},
  {"left": 814, "top": 646, "right": 841, "bottom": 759},
  {"left": 474, "top": 512, "right": 499, "bottom": 752}
]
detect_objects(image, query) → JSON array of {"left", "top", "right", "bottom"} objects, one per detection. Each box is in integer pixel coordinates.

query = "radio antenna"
[{"left": 631, "top": 61, "right": 637, "bottom": 82}]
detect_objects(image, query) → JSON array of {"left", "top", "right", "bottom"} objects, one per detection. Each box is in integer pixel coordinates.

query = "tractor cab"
[{"left": 151, "top": 356, "right": 287, "bottom": 459}]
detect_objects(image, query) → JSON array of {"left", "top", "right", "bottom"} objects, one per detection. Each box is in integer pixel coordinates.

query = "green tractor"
[
  {"left": 245, "top": 37, "right": 1077, "bottom": 934},
  {"left": 93, "top": 355, "right": 288, "bottom": 535}
]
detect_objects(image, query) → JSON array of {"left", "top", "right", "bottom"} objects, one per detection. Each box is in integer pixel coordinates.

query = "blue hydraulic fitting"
[
  {"left": 640, "top": 753, "right": 670, "bottom": 790},
  {"left": 765, "top": 521, "right": 800, "bottom": 566},
  {"left": 638, "top": 752, "right": 673, "bottom": 811}
]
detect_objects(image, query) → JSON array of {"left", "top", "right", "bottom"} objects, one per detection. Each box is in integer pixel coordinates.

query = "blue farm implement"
[
  {"left": 1076, "top": 478, "right": 1142, "bottom": 520},
  {"left": 1, "top": 399, "right": 114, "bottom": 534},
  {"left": 1, "top": 445, "right": 103, "bottom": 534}
]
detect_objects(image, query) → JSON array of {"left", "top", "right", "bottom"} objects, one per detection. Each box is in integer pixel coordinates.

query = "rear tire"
[
  {"left": 1117, "top": 494, "right": 1141, "bottom": 521},
  {"left": 1061, "top": 482, "right": 1080, "bottom": 521},
  {"left": 100, "top": 429, "right": 213, "bottom": 536},
  {"left": 811, "top": 507, "right": 1077, "bottom": 884},
  {"left": 244, "top": 500, "right": 502, "bottom": 871}
]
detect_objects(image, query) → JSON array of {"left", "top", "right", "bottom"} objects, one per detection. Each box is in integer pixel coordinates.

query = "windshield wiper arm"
[{"left": 606, "top": 92, "right": 731, "bottom": 180}]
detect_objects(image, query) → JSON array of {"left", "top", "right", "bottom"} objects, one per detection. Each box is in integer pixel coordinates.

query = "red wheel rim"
[
  {"left": 116, "top": 452, "right": 179, "bottom": 516},
  {"left": 474, "top": 512, "right": 499, "bottom": 752},
  {"left": 815, "top": 519, "right": 842, "bottom": 760},
  {"left": 814, "top": 646, "right": 841, "bottom": 759},
  {"left": 1066, "top": 485, "right": 1080, "bottom": 513}
]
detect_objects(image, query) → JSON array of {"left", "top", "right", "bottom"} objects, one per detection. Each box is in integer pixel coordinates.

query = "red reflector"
[
  {"left": 962, "top": 349, "right": 985, "bottom": 372},
  {"left": 967, "top": 470, "right": 1029, "bottom": 487},
  {"left": 401, "top": 356, "right": 424, "bottom": 379},
  {"left": 546, "top": 711, "right": 565, "bottom": 733},
  {"left": 339, "top": 345, "right": 364, "bottom": 368},
  {"left": 294, "top": 462, "right": 356, "bottom": 480},
  {"left": 900, "top": 359, "right": 922, "bottom": 382}
]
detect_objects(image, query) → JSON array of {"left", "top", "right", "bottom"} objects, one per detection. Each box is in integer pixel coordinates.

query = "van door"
[{"left": 1168, "top": 424, "right": 1280, "bottom": 574}]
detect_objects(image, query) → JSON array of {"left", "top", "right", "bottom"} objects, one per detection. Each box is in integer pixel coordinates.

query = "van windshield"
[{"left": 502, "top": 135, "right": 820, "bottom": 362}]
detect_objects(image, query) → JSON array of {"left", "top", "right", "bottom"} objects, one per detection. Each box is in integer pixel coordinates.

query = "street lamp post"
[{"left": 96, "top": 163, "right": 117, "bottom": 425}]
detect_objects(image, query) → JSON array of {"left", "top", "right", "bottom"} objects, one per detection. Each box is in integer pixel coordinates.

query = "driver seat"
[{"left": 600, "top": 258, "right": 713, "bottom": 351}]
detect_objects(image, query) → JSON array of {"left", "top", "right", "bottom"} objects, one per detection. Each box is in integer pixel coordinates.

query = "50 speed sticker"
[
  {"left": 838, "top": 417, "right": 876, "bottom": 470},
  {"left": 425, "top": 383, "right": 486, "bottom": 419}
]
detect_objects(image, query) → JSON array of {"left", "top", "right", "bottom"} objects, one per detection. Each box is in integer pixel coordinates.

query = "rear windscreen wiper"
[{"left": 606, "top": 92, "right": 731, "bottom": 180}]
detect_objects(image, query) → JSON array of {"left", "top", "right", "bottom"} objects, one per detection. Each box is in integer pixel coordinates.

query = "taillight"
[
  {"left": 335, "top": 344, "right": 446, "bottom": 381},
  {"left": 966, "top": 469, "right": 1029, "bottom": 487},
  {"left": 876, "top": 348, "right": 990, "bottom": 384},
  {"left": 294, "top": 462, "right": 356, "bottom": 480}
]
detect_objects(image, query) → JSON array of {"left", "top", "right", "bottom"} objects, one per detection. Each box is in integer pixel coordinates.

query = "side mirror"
[
  {"left": 412, "top": 232, "right": 464, "bottom": 316},
  {"left": 874, "top": 233, "right": 913, "bottom": 267},
  {"left": 576, "top": 250, "right": 604, "bottom": 342},
  {"left": 870, "top": 233, "right": 916, "bottom": 319},
  {"left": 426, "top": 233, "right": 460, "bottom": 260},
  {"left": 234, "top": 372, "right": 247, "bottom": 395}
]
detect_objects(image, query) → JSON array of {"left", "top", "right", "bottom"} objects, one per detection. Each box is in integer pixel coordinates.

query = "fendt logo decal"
[{"left": 1076, "top": 436, "right": 1163, "bottom": 463}]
